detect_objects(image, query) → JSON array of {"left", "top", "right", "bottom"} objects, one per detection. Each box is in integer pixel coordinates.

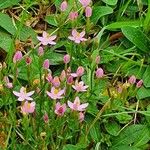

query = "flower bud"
[
  {"left": 60, "top": 70, "right": 66, "bottom": 81},
  {"left": 60, "top": 1, "right": 68, "bottom": 11},
  {"left": 79, "top": 0, "right": 91, "bottom": 7},
  {"left": 46, "top": 73, "right": 53, "bottom": 83},
  {"left": 43, "top": 59, "right": 50, "bottom": 70},
  {"left": 96, "top": 68, "right": 104, "bottom": 78},
  {"left": 67, "top": 76, "right": 74, "bottom": 84},
  {"left": 76, "top": 66, "right": 84, "bottom": 77},
  {"left": 52, "top": 76, "right": 60, "bottom": 87},
  {"left": 25, "top": 56, "right": 32, "bottom": 65},
  {"left": 13, "top": 51, "right": 23, "bottom": 63},
  {"left": 95, "top": 56, "right": 100, "bottom": 64},
  {"left": 85, "top": 6, "right": 92, "bottom": 17},
  {"left": 79, "top": 112, "right": 84, "bottom": 122},
  {"left": 38, "top": 46, "right": 44, "bottom": 56},
  {"left": 128, "top": 75, "right": 136, "bottom": 84},
  {"left": 63, "top": 54, "right": 70, "bottom": 64},
  {"left": 136, "top": 80, "right": 143, "bottom": 88},
  {"left": 69, "top": 11, "right": 78, "bottom": 20},
  {"left": 43, "top": 113, "right": 49, "bottom": 123}
]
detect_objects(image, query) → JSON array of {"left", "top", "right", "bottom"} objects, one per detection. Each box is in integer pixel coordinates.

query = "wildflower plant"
[{"left": 0, "top": 0, "right": 150, "bottom": 150}]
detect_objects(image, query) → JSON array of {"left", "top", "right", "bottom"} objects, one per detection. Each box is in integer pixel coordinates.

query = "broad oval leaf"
[
  {"left": 0, "top": 12, "right": 16, "bottom": 35},
  {"left": 91, "top": 6, "right": 113, "bottom": 24},
  {"left": 0, "top": 0, "right": 20, "bottom": 9},
  {"left": 121, "top": 26, "right": 150, "bottom": 52}
]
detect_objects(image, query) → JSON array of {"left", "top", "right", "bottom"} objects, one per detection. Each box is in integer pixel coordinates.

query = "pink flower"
[
  {"left": 136, "top": 80, "right": 143, "bottom": 88},
  {"left": 25, "top": 56, "right": 32, "bottom": 65},
  {"left": 46, "top": 73, "right": 53, "bottom": 82},
  {"left": 13, "top": 87, "right": 34, "bottom": 101},
  {"left": 96, "top": 68, "right": 104, "bottom": 78},
  {"left": 60, "top": 1, "right": 68, "bottom": 11},
  {"left": 46, "top": 87, "right": 65, "bottom": 100},
  {"left": 68, "top": 29, "right": 87, "bottom": 44},
  {"left": 79, "top": 112, "right": 84, "bottom": 122},
  {"left": 21, "top": 101, "right": 36, "bottom": 114},
  {"left": 72, "top": 80, "right": 88, "bottom": 92},
  {"left": 13, "top": 51, "right": 23, "bottom": 63},
  {"left": 55, "top": 102, "right": 66, "bottom": 116},
  {"left": 37, "top": 31, "right": 57, "bottom": 46},
  {"left": 52, "top": 76, "right": 60, "bottom": 87},
  {"left": 79, "top": 0, "right": 91, "bottom": 7},
  {"left": 43, "top": 113, "right": 49, "bottom": 123},
  {"left": 85, "top": 6, "right": 92, "bottom": 17},
  {"left": 38, "top": 46, "right": 44, "bottom": 56},
  {"left": 68, "top": 97, "right": 88, "bottom": 111},
  {"left": 71, "top": 66, "right": 84, "bottom": 77},
  {"left": 64, "top": 54, "right": 70, "bottom": 64},
  {"left": 69, "top": 11, "right": 78, "bottom": 20},
  {"left": 128, "top": 75, "right": 136, "bottom": 84},
  {"left": 43, "top": 59, "right": 50, "bottom": 69},
  {"left": 4, "top": 76, "right": 13, "bottom": 89}
]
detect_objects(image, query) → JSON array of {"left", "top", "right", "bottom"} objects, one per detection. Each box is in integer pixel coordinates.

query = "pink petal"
[
  {"left": 31, "top": 102, "right": 36, "bottom": 107},
  {"left": 46, "top": 91, "right": 56, "bottom": 100},
  {"left": 49, "top": 35, "right": 57, "bottom": 41},
  {"left": 55, "top": 102, "right": 61, "bottom": 110},
  {"left": 49, "top": 41, "right": 56, "bottom": 45},
  {"left": 26, "top": 91, "right": 35, "bottom": 97},
  {"left": 37, "top": 36, "right": 44, "bottom": 42},
  {"left": 13, "top": 91, "right": 20, "bottom": 97},
  {"left": 74, "top": 39, "right": 81, "bottom": 43},
  {"left": 70, "top": 73, "right": 78, "bottom": 77},
  {"left": 58, "top": 89, "right": 65, "bottom": 96},
  {"left": 80, "top": 31, "right": 85, "bottom": 37},
  {"left": 80, "top": 38, "right": 87, "bottom": 41},
  {"left": 41, "top": 40, "right": 49, "bottom": 46},
  {"left": 68, "top": 36, "right": 75, "bottom": 41},
  {"left": 25, "top": 96, "right": 33, "bottom": 101},
  {"left": 62, "top": 104, "right": 67, "bottom": 111},
  {"left": 67, "top": 101, "right": 74, "bottom": 109},
  {"left": 74, "top": 97, "right": 80, "bottom": 105},
  {"left": 18, "top": 97, "right": 24, "bottom": 101},
  {"left": 72, "top": 29, "right": 78, "bottom": 36},
  {"left": 78, "top": 103, "right": 89, "bottom": 111},
  {"left": 43, "top": 31, "right": 47, "bottom": 38}
]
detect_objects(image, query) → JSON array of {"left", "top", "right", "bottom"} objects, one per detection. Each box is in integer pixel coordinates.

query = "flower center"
[
  {"left": 54, "top": 88, "right": 59, "bottom": 94},
  {"left": 27, "top": 103, "right": 31, "bottom": 109},
  {"left": 58, "top": 107, "right": 63, "bottom": 113}
]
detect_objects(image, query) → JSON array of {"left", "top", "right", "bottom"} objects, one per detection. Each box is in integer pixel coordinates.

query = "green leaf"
[
  {"left": 143, "top": 66, "right": 150, "bottom": 88},
  {"left": 45, "top": 51, "right": 64, "bottom": 65},
  {"left": 137, "top": 86, "right": 150, "bottom": 100},
  {"left": 0, "top": 12, "right": 16, "bottom": 35},
  {"left": 18, "top": 25, "right": 38, "bottom": 43},
  {"left": 0, "top": 30, "right": 13, "bottom": 52},
  {"left": 109, "top": 145, "right": 141, "bottom": 150},
  {"left": 102, "top": 0, "right": 118, "bottom": 5},
  {"left": 121, "top": 26, "right": 150, "bottom": 52},
  {"left": 45, "top": 15, "right": 58, "bottom": 27},
  {"left": 106, "top": 20, "right": 142, "bottom": 30},
  {"left": 105, "top": 121, "right": 120, "bottom": 136},
  {"left": 90, "top": 122, "right": 101, "bottom": 142},
  {"left": 91, "top": 6, "right": 113, "bottom": 24},
  {"left": 112, "top": 125, "right": 150, "bottom": 147},
  {"left": 0, "top": 0, "right": 20, "bottom": 9},
  {"left": 62, "top": 144, "right": 78, "bottom": 150}
]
